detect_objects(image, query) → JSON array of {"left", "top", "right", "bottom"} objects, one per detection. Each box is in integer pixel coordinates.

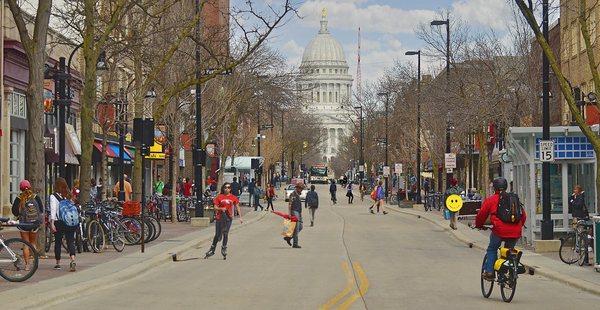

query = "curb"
[
  {"left": 3, "top": 211, "right": 269, "bottom": 309},
  {"left": 385, "top": 205, "right": 600, "bottom": 297}
]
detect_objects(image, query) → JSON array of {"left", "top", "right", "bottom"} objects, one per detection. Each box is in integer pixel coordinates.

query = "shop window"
[
  {"left": 567, "top": 163, "right": 596, "bottom": 213},
  {"left": 537, "top": 163, "right": 563, "bottom": 214},
  {"left": 9, "top": 130, "right": 25, "bottom": 202}
]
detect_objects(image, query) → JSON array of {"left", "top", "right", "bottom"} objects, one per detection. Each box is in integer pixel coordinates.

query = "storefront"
[{"left": 507, "top": 126, "right": 597, "bottom": 243}]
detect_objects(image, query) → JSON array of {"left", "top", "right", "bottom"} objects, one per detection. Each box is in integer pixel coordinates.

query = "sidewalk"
[
  {"left": 0, "top": 207, "right": 266, "bottom": 309},
  {"left": 385, "top": 203, "right": 600, "bottom": 296}
]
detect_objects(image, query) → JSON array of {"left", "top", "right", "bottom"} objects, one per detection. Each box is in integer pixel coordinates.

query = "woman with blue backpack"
[{"left": 49, "top": 177, "right": 79, "bottom": 272}]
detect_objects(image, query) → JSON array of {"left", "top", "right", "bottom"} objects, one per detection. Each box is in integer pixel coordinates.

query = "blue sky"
[{"left": 261, "top": 0, "right": 520, "bottom": 84}]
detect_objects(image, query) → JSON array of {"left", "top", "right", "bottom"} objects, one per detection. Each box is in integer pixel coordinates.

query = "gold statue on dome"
[{"left": 322, "top": 8, "right": 327, "bottom": 19}]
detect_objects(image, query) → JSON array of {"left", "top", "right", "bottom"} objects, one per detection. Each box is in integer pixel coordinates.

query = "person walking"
[
  {"left": 305, "top": 185, "right": 319, "bottom": 226},
  {"left": 247, "top": 178, "right": 256, "bottom": 209},
  {"left": 253, "top": 183, "right": 264, "bottom": 211},
  {"left": 113, "top": 174, "right": 133, "bottom": 201},
  {"left": 231, "top": 177, "right": 241, "bottom": 198},
  {"left": 446, "top": 178, "right": 463, "bottom": 230},
  {"left": 154, "top": 175, "right": 165, "bottom": 196},
  {"left": 11, "top": 180, "right": 43, "bottom": 270},
  {"left": 359, "top": 182, "right": 366, "bottom": 201},
  {"left": 329, "top": 179, "right": 337, "bottom": 205},
  {"left": 96, "top": 178, "right": 104, "bottom": 202},
  {"left": 49, "top": 177, "right": 77, "bottom": 271},
  {"left": 284, "top": 183, "right": 303, "bottom": 248},
  {"left": 205, "top": 183, "right": 243, "bottom": 259},
  {"left": 182, "top": 177, "right": 193, "bottom": 197},
  {"left": 89, "top": 178, "right": 98, "bottom": 202},
  {"left": 369, "top": 180, "right": 388, "bottom": 215},
  {"left": 346, "top": 181, "right": 354, "bottom": 204},
  {"left": 265, "top": 184, "right": 276, "bottom": 211}
]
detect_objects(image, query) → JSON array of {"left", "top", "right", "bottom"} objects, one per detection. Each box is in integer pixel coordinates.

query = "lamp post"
[
  {"left": 405, "top": 50, "right": 422, "bottom": 204},
  {"left": 540, "top": 0, "right": 553, "bottom": 239},
  {"left": 377, "top": 92, "right": 390, "bottom": 201},
  {"left": 431, "top": 18, "right": 452, "bottom": 190},
  {"left": 353, "top": 105, "right": 364, "bottom": 182}
]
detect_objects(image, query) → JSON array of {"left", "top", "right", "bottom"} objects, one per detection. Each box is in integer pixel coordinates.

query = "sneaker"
[
  {"left": 283, "top": 237, "right": 292, "bottom": 246},
  {"left": 69, "top": 261, "right": 76, "bottom": 272},
  {"left": 311, "top": 221, "right": 314, "bottom": 227},
  {"left": 292, "top": 245, "right": 302, "bottom": 249},
  {"left": 370, "top": 209, "right": 375, "bottom": 214},
  {"left": 54, "top": 264, "right": 61, "bottom": 270},
  {"left": 383, "top": 211, "right": 388, "bottom": 215},
  {"left": 481, "top": 271, "right": 495, "bottom": 281}
]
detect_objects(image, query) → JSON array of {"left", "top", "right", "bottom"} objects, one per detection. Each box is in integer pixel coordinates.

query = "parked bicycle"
[
  {"left": 559, "top": 219, "right": 594, "bottom": 266},
  {"left": 0, "top": 218, "right": 39, "bottom": 282},
  {"left": 474, "top": 225, "right": 526, "bottom": 303},
  {"left": 424, "top": 192, "right": 443, "bottom": 211}
]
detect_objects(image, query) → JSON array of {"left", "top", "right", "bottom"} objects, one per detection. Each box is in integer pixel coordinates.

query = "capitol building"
[{"left": 297, "top": 10, "right": 354, "bottom": 162}]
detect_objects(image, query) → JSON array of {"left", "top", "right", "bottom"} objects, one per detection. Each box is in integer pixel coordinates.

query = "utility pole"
[
  {"left": 405, "top": 50, "right": 421, "bottom": 203},
  {"left": 377, "top": 92, "right": 390, "bottom": 201},
  {"left": 541, "top": 0, "right": 553, "bottom": 240},
  {"left": 193, "top": 0, "right": 204, "bottom": 218}
]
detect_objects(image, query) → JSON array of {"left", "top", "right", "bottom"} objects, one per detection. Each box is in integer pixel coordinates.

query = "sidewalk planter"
[{"left": 593, "top": 216, "right": 600, "bottom": 272}]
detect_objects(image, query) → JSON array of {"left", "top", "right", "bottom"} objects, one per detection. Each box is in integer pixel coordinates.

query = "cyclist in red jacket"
[{"left": 475, "top": 177, "right": 526, "bottom": 280}]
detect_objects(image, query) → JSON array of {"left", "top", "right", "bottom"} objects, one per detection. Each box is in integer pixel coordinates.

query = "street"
[{"left": 45, "top": 185, "right": 600, "bottom": 309}]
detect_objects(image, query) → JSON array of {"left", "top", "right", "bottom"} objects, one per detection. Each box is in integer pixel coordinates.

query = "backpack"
[
  {"left": 370, "top": 188, "right": 378, "bottom": 201},
  {"left": 496, "top": 192, "right": 523, "bottom": 224},
  {"left": 56, "top": 194, "right": 80, "bottom": 227},
  {"left": 19, "top": 196, "right": 40, "bottom": 223}
]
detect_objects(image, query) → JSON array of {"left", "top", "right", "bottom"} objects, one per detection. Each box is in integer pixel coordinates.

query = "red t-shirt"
[
  {"left": 213, "top": 194, "right": 239, "bottom": 220},
  {"left": 183, "top": 182, "right": 193, "bottom": 197}
]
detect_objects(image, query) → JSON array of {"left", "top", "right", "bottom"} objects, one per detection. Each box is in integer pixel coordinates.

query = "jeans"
[
  {"left": 309, "top": 207, "right": 317, "bottom": 223},
  {"left": 212, "top": 217, "right": 233, "bottom": 247},
  {"left": 54, "top": 221, "right": 76, "bottom": 261},
  {"left": 330, "top": 192, "right": 337, "bottom": 203},
  {"left": 266, "top": 198, "right": 274, "bottom": 211},
  {"left": 484, "top": 233, "right": 518, "bottom": 273},
  {"left": 292, "top": 211, "right": 302, "bottom": 246},
  {"left": 254, "top": 195, "right": 263, "bottom": 211}
]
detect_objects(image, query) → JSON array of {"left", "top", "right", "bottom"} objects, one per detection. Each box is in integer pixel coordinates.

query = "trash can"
[{"left": 593, "top": 216, "right": 600, "bottom": 272}]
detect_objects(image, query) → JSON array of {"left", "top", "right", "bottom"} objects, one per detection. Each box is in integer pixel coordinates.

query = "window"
[
  {"left": 567, "top": 163, "right": 596, "bottom": 213},
  {"left": 9, "top": 92, "right": 27, "bottom": 119},
  {"left": 9, "top": 130, "right": 25, "bottom": 202},
  {"left": 316, "top": 92, "right": 320, "bottom": 102},
  {"left": 316, "top": 69, "right": 319, "bottom": 73},
  {"left": 335, "top": 69, "right": 338, "bottom": 74}
]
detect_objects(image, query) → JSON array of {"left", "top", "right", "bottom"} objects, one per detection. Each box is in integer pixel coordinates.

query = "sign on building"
[
  {"left": 394, "top": 163, "right": 403, "bottom": 174},
  {"left": 539, "top": 140, "right": 554, "bottom": 162},
  {"left": 383, "top": 166, "right": 390, "bottom": 177}
]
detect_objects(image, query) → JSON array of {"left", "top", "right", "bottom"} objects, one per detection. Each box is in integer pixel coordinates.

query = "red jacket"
[{"left": 475, "top": 192, "right": 527, "bottom": 239}]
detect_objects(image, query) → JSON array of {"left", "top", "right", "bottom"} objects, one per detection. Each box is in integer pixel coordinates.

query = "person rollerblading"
[{"left": 204, "top": 245, "right": 216, "bottom": 259}]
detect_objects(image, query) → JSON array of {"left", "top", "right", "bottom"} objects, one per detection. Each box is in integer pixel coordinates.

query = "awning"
[
  {"left": 93, "top": 140, "right": 133, "bottom": 162},
  {"left": 64, "top": 136, "right": 79, "bottom": 165},
  {"left": 94, "top": 141, "right": 117, "bottom": 157},
  {"left": 108, "top": 144, "right": 132, "bottom": 161},
  {"left": 65, "top": 124, "right": 81, "bottom": 155}
]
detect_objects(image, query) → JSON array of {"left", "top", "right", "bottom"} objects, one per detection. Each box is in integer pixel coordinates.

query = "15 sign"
[{"left": 539, "top": 140, "right": 554, "bottom": 162}]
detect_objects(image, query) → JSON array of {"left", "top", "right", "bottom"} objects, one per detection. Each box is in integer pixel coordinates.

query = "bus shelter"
[{"left": 507, "top": 126, "right": 597, "bottom": 243}]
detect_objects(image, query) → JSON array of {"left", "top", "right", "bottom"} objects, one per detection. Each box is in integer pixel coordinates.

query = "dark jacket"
[
  {"left": 329, "top": 183, "right": 337, "bottom": 193},
  {"left": 305, "top": 191, "right": 319, "bottom": 208},
  {"left": 569, "top": 192, "right": 589, "bottom": 219},
  {"left": 231, "top": 181, "right": 241, "bottom": 196}
]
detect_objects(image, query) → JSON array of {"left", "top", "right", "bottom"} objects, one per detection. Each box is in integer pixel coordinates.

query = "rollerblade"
[
  {"left": 221, "top": 246, "right": 227, "bottom": 260},
  {"left": 204, "top": 245, "right": 216, "bottom": 259}
]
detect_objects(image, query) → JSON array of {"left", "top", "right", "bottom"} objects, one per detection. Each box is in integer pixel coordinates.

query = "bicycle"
[
  {"left": 559, "top": 219, "right": 594, "bottom": 266},
  {"left": 0, "top": 218, "right": 39, "bottom": 282},
  {"left": 473, "top": 225, "right": 526, "bottom": 303}
]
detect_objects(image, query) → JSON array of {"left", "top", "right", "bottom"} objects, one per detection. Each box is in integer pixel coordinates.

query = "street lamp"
[
  {"left": 377, "top": 92, "right": 390, "bottom": 202},
  {"left": 114, "top": 88, "right": 129, "bottom": 202},
  {"left": 353, "top": 105, "right": 364, "bottom": 182},
  {"left": 431, "top": 18, "right": 452, "bottom": 190},
  {"left": 405, "top": 50, "right": 422, "bottom": 204}
]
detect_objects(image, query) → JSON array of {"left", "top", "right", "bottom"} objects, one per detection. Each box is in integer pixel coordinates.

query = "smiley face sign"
[{"left": 445, "top": 194, "right": 463, "bottom": 212}]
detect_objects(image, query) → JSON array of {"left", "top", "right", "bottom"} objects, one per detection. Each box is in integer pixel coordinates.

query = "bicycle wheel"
[
  {"left": 480, "top": 254, "right": 494, "bottom": 298},
  {"left": 87, "top": 219, "right": 106, "bottom": 253},
  {"left": 147, "top": 216, "right": 162, "bottom": 242},
  {"left": 0, "top": 238, "right": 39, "bottom": 282},
  {"left": 44, "top": 227, "right": 53, "bottom": 253},
  {"left": 75, "top": 228, "right": 83, "bottom": 254},
  {"left": 500, "top": 268, "right": 517, "bottom": 303},
  {"left": 111, "top": 224, "right": 126, "bottom": 252},
  {"left": 142, "top": 218, "right": 155, "bottom": 244},
  {"left": 578, "top": 232, "right": 589, "bottom": 266},
  {"left": 121, "top": 217, "right": 142, "bottom": 245},
  {"left": 559, "top": 234, "right": 580, "bottom": 264}
]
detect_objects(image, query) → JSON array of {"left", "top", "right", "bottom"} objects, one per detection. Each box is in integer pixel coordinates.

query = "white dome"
[{"left": 300, "top": 14, "right": 348, "bottom": 67}]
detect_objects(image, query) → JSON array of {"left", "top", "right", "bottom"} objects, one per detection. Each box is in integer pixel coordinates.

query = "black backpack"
[{"left": 496, "top": 192, "right": 523, "bottom": 224}]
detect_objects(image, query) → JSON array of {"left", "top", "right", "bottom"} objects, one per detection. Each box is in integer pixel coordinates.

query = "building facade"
[{"left": 297, "top": 10, "right": 353, "bottom": 162}]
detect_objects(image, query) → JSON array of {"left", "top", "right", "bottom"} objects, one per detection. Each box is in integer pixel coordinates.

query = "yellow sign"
[
  {"left": 145, "top": 142, "right": 165, "bottom": 160},
  {"left": 445, "top": 194, "right": 463, "bottom": 212}
]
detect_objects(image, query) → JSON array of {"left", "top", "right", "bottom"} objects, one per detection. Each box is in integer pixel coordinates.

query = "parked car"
[{"left": 284, "top": 184, "right": 308, "bottom": 202}]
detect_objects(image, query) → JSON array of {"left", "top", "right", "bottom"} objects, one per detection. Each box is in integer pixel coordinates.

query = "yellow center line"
[
  {"left": 338, "top": 262, "right": 370, "bottom": 310},
  {"left": 320, "top": 261, "right": 355, "bottom": 310}
]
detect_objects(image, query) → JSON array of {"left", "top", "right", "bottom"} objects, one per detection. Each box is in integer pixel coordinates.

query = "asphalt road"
[{"left": 49, "top": 185, "right": 600, "bottom": 309}]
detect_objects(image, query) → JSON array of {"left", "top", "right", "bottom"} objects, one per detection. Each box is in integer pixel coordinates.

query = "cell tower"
[{"left": 356, "top": 27, "right": 362, "bottom": 103}]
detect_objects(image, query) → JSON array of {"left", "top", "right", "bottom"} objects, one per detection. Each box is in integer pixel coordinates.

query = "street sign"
[
  {"left": 359, "top": 165, "right": 364, "bottom": 172},
  {"left": 383, "top": 166, "right": 390, "bottom": 177},
  {"left": 445, "top": 153, "right": 457, "bottom": 169},
  {"left": 395, "top": 163, "right": 402, "bottom": 174},
  {"left": 260, "top": 124, "right": 274, "bottom": 130},
  {"left": 446, "top": 168, "right": 453, "bottom": 173},
  {"left": 539, "top": 140, "right": 554, "bottom": 162}
]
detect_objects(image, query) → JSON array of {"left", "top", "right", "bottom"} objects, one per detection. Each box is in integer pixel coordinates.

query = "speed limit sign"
[{"left": 539, "top": 140, "right": 554, "bottom": 162}]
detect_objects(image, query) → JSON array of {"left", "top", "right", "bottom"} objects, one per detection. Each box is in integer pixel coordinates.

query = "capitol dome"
[{"left": 300, "top": 13, "right": 348, "bottom": 67}]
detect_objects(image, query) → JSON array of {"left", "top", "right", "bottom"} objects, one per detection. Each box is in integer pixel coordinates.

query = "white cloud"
[
  {"left": 452, "top": 0, "right": 513, "bottom": 30},
  {"left": 281, "top": 40, "right": 305, "bottom": 67},
  {"left": 299, "top": 0, "right": 438, "bottom": 34}
]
